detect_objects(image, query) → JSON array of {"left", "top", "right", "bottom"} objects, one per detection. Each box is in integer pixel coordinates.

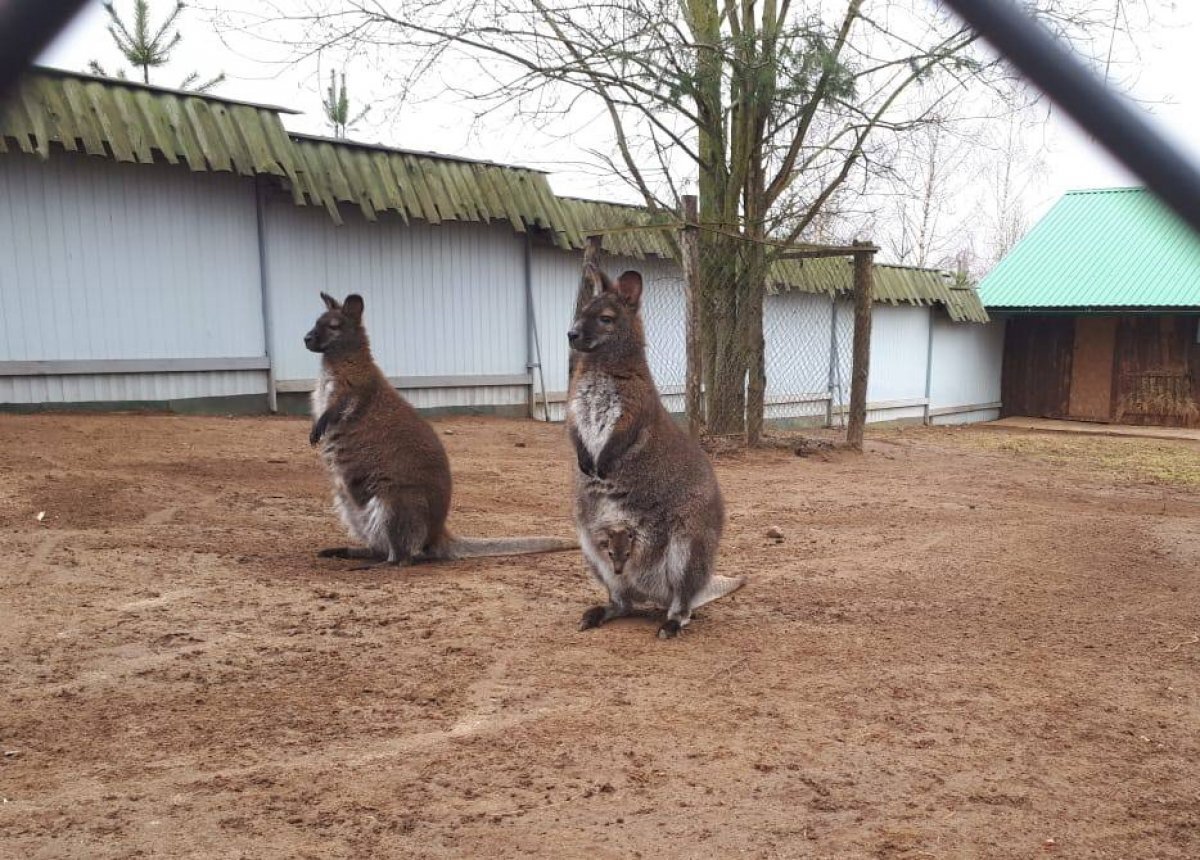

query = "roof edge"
[
  {"left": 31, "top": 65, "right": 302, "bottom": 114},
  {"left": 986, "top": 305, "right": 1200, "bottom": 315},
  {"left": 288, "top": 132, "right": 550, "bottom": 174},
  {"left": 1062, "top": 185, "right": 1145, "bottom": 196}
]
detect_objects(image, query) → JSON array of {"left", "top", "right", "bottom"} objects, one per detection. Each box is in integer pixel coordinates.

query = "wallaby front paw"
[
  {"left": 579, "top": 605, "right": 608, "bottom": 631},
  {"left": 657, "top": 619, "right": 683, "bottom": 639}
]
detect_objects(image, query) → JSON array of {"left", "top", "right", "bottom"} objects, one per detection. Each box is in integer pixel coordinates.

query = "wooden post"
[
  {"left": 846, "top": 241, "right": 876, "bottom": 451},
  {"left": 680, "top": 195, "right": 703, "bottom": 438},
  {"left": 575, "top": 235, "right": 604, "bottom": 318},
  {"left": 569, "top": 235, "right": 604, "bottom": 377}
]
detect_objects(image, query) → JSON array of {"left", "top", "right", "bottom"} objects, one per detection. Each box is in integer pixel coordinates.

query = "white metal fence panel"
[{"left": 0, "top": 371, "right": 266, "bottom": 405}]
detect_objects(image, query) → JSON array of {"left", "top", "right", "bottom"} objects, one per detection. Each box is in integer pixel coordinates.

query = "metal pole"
[
  {"left": 0, "top": 0, "right": 91, "bottom": 101},
  {"left": 826, "top": 293, "right": 837, "bottom": 428},
  {"left": 523, "top": 233, "right": 551, "bottom": 421},
  {"left": 922, "top": 306, "right": 935, "bottom": 425},
  {"left": 941, "top": 0, "right": 1200, "bottom": 240},
  {"left": 254, "top": 177, "right": 278, "bottom": 413}
]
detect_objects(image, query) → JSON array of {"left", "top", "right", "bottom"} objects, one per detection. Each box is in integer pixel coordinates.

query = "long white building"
[{"left": 0, "top": 68, "right": 1003, "bottom": 426}]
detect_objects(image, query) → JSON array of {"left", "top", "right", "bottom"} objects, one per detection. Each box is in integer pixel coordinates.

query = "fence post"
[
  {"left": 846, "top": 241, "right": 876, "bottom": 451},
  {"left": 570, "top": 235, "right": 604, "bottom": 378},
  {"left": 827, "top": 293, "right": 838, "bottom": 428},
  {"left": 680, "top": 195, "right": 703, "bottom": 438}
]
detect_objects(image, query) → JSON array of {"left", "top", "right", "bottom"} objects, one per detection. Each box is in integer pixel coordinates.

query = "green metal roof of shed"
[{"left": 979, "top": 187, "right": 1200, "bottom": 309}]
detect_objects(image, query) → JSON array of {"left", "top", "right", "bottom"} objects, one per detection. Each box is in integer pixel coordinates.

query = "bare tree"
[{"left": 982, "top": 112, "right": 1046, "bottom": 270}]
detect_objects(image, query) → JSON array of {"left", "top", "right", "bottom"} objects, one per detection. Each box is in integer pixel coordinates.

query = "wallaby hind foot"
[
  {"left": 350, "top": 559, "right": 405, "bottom": 572},
  {"left": 579, "top": 602, "right": 631, "bottom": 631},
  {"left": 657, "top": 618, "right": 684, "bottom": 639},
  {"left": 318, "top": 547, "right": 380, "bottom": 560}
]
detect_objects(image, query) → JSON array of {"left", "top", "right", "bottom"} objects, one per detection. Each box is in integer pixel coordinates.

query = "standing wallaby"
[
  {"left": 567, "top": 270, "right": 745, "bottom": 638},
  {"left": 305, "top": 292, "right": 576, "bottom": 568}
]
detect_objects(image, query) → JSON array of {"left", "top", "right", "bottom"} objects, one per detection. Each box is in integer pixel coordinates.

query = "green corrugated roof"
[
  {"left": 980, "top": 187, "right": 1200, "bottom": 309},
  {"left": 0, "top": 69, "right": 579, "bottom": 246},
  {"left": 287, "top": 135, "right": 577, "bottom": 246},
  {"left": 0, "top": 67, "right": 301, "bottom": 182}
]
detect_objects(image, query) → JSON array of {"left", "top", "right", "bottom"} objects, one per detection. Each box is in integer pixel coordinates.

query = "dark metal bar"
[
  {"left": 940, "top": 0, "right": 1200, "bottom": 238},
  {"left": 0, "top": 0, "right": 92, "bottom": 100}
]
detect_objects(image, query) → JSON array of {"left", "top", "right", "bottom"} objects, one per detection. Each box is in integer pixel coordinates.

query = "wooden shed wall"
[
  {"left": 1001, "top": 316, "right": 1074, "bottom": 419},
  {"left": 1001, "top": 313, "right": 1199, "bottom": 427},
  {"left": 1113, "top": 315, "right": 1199, "bottom": 427}
]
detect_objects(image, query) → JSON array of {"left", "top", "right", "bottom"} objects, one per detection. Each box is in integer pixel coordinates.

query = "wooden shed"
[{"left": 980, "top": 188, "right": 1200, "bottom": 428}]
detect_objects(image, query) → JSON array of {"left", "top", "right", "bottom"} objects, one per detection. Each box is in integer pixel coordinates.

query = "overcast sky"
[{"left": 38, "top": 0, "right": 1200, "bottom": 228}]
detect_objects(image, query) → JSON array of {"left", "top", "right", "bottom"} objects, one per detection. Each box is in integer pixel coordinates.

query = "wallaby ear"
[
  {"left": 320, "top": 292, "right": 340, "bottom": 311},
  {"left": 342, "top": 294, "right": 364, "bottom": 321},
  {"left": 611, "top": 270, "right": 643, "bottom": 309}
]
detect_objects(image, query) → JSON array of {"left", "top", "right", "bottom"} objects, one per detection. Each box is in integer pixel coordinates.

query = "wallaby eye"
[
  {"left": 599, "top": 315, "right": 616, "bottom": 325},
  {"left": 327, "top": 319, "right": 342, "bottom": 329}
]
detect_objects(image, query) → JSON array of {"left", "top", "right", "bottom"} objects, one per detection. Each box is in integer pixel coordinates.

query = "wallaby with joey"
[
  {"left": 305, "top": 292, "right": 576, "bottom": 568},
  {"left": 567, "top": 269, "right": 745, "bottom": 638}
]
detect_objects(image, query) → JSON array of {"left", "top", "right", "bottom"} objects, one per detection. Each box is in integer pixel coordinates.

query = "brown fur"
[
  {"left": 568, "top": 270, "right": 741, "bottom": 638},
  {"left": 306, "top": 292, "right": 576, "bottom": 567}
]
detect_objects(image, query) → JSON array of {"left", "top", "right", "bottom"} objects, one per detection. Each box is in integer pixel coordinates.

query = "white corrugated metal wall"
[
  {"left": 261, "top": 196, "right": 531, "bottom": 411},
  {"left": 864, "top": 303, "right": 932, "bottom": 423},
  {"left": 0, "top": 151, "right": 268, "bottom": 404},
  {"left": 929, "top": 315, "right": 1006, "bottom": 424}
]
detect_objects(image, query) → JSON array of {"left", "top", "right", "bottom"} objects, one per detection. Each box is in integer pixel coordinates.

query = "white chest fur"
[
  {"left": 311, "top": 368, "right": 334, "bottom": 417},
  {"left": 569, "top": 371, "right": 622, "bottom": 458}
]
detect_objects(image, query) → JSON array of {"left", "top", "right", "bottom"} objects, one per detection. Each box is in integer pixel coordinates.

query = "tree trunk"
[
  {"left": 708, "top": 287, "right": 745, "bottom": 434},
  {"left": 743, "top": 243, "right": 767, "bottom": 445},
  {"left": 846, "top": 243, "right": 875, "bottom": 451},
  {"left": 680, "top": 195, "right": 704, "bottom": 437}
]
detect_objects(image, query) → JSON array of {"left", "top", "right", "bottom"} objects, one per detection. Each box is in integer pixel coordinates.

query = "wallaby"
[
  {"left": 304, "top": 292, "right": 576, "bottom": 568},
  {"left": 567, "top": 269, "right": 745, "bottom": 638},
  {"left": 592, "top": 525, "right": 634, "bottom": 576}
]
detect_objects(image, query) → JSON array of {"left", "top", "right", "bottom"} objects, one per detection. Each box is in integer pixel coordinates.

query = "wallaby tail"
[
  {"left": 691, "top": 574, "right": 747, "bottom": 609},
  {"left": 435, "top": 534, "right": 579, "bottom": 560}
]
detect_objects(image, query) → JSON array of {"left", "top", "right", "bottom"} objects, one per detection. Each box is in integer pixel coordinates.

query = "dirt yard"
[{"left": 1, "top": 413, "right": 1197, "bottom": 859}]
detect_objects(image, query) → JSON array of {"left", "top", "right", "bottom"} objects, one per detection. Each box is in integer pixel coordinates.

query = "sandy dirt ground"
[{"left": 0, "top": 413, "right": 1197, "bottom": 859}]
